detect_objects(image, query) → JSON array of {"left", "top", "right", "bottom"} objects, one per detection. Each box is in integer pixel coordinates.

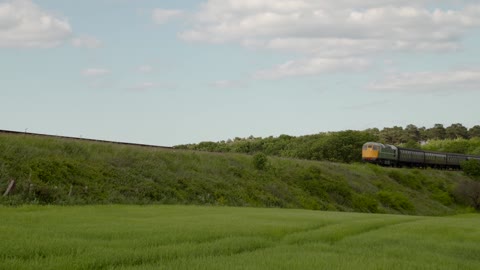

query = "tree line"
[
  {"left": 175, "top": 123, "right": 480, "bottom": 163},
  {"left": 370, "top": 123, "right": 480, "bottom": 146}
]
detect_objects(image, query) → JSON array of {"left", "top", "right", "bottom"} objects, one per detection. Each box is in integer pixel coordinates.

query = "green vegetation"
[
  {"left": 252, "top": 153, "right": 268, "bottom": 170},
  {"left": 0, "top": 132, "right": 477, "bottom": 215},
  {"left": 176, "top": 123, "right": 480, "bottom": 163},
  {"left": 0, "top": 205, "right": 479, "bottom": 270},
  {"left": 423, "top": 138, "right": 480, "bottom": 155},
  {"left": 176, "top": 130, "right": 378, "bottom": 163},
  {"left": 461, "top": 160, "right": 480, "bottom": 178}
]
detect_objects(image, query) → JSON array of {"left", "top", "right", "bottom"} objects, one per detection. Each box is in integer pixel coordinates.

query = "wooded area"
[{"left": 176, "top": 123, "right": 480, "bottom": 163}]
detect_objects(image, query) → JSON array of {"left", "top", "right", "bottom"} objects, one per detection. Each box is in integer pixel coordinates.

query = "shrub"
[
  {"left": 32, "top": 184, "right": 62, "bottom": 204},
  {"left": 431, "top": 191, "right": 453, "bottom": 206},
  {"left": 252, "top": 153, "right": 268, "bottom": 170},
  {"left": 388, "top": 171, "right": 422, "bottom": 190},
  {"left": 453, "top": 180, "right": 480, "bottom": 210},
  {"left": 377, "top": 191, "right": 414, "bottom": 212},
  {"left": 352, "top": 194, "right": 379, "bottom": 213},
  {"left": 460, "top": 159, "right": 480, "bottom": 178}
]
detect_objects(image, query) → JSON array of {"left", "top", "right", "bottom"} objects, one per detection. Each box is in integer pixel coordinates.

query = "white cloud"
[
  {"left": 152, "top": 9, "right": 183, "bottom": 25},
  {"left": 369, "top": 69, "right": 480, "bottom": 92},
  {"left": 0, "top": 0, "right": 72, "bottom": 48},
  {"left": 82, "top": 68, "right": 110, "bottom": 77},
  {"left": 179, "top": 0, "right": 480, "bottom": 79},
  {"left": 181, "top": 2, "right": 480, "bottom": 50},
  {"left": 255, "top": 57, "right": 369, "bottom": 79},
  {"left": 72, "top": 35, "right": 102, "bottom": 49}
]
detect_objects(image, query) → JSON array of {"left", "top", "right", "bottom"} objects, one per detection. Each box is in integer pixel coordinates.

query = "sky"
[{"left": 1, "top": 0, "right": 480, "bottom": 146}]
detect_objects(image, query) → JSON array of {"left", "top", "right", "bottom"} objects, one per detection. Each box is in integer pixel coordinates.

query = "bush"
[
  {"left": 461, "top": 159, "right": 480, "bottom": 178},
  {"left": 377, "top": 191, "right": 414, "bottom": 212},
  {"left": 431, "top": 191, "right": 453, "bottom": 206},
  {"left": 453, "top": 180, "right": 480, "bottom": 210},
  {"left": 388, "top": 171, "right": 422, "bottom": 190},
  {"left": 252, "top": 153, "right": 268, "bottom": 170},
  {"left": 352, "top": 194, "right": 379, "bottom": 213}
]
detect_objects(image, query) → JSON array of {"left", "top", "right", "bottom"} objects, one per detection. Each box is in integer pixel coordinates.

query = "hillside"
[{"left": 0, "top": 132, "right": 475, "bottom": 215}]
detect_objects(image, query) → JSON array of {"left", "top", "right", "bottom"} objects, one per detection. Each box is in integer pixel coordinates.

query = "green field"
[{"left": 1, "top": 205, "right": 479, "bottom": 270}]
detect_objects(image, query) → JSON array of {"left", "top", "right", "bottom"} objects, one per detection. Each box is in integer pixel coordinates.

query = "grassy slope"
[
  {"left": 0, "top": 133, "right": 474, "bottom": 215},
  {"left": 0, "top": 205, "right": 479, "bottom": 270}
]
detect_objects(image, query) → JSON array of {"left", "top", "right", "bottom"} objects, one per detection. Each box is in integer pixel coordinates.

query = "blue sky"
[{"left": 1, "top": 0, "right": 480, "bottom": 146}]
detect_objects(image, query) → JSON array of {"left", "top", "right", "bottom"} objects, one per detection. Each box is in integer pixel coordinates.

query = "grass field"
[{"left": 1, "top": 205, "right": 479, "bottom": 270}]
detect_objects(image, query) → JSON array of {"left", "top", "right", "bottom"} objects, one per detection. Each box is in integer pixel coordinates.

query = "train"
[{"left": 362, "top": 142, "right": 480, "bottom": 169}]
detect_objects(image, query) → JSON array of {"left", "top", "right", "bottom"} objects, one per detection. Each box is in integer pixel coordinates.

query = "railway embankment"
[{"left": 0, "top": 132, "right": 476, "bottom": 215}]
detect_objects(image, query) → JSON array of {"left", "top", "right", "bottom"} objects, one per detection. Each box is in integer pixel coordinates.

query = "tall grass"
[{"left": 0, "top": 205, "right": 479, "bottom": 270}]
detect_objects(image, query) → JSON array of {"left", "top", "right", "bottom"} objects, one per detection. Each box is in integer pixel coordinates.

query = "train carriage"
[{"left": 362, "top": 142, "right": 480, "bottom": 169}]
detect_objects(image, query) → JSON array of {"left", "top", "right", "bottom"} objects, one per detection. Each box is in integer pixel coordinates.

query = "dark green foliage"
[
  {"left": 453, "top": 180, "right": 480, "bottom": 210},
  {"left": 380, "top": 126, "right": 405, "bottom": 145},
  {"left": 352, "top": 194, "right": 379, "bottom": 213},
  {"left": 445, "top": 123, "right": 469, "bottom": 139},
  {"left": 469, "top": 125, "right": 480, "bottom": 138},
  {"left": 253, "top": 153, "right": 268, "bottom": 170},
  {"left": 430, "top": 191, "right": 453, "bottom": 206},
  {"left": 313, "top": 130, "right": 377, "bottom": 163},
  {"left": 388, "top": 170, "right": 423, "bottom": 190},
  {"left": 404, "top": 124, "right": 421, "bottom": 142},
  {"left": 402, "top": 140, "right": 421, "bottom": 149},
  {"left": 422, "top": 138, "right": 480, "bottom": 155},
  {"left": 377, "top": 191, "right": 414, "bottom": 212},
  {"left": 460, "top": 159, "right": 480, "bottom": 178},
  {"left": 179, "top": 130, "right": 378, "bottom": 163},
  {"left": 177, "top": 124, "right": 480, "bottom": 165},
  {"left": 427, "top": 124, "right": 446, "bottom": 140}
]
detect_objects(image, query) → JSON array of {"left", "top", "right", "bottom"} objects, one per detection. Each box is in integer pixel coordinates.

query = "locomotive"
[{"left": 362, "top": 142, "right": 480, "bottom": 169}]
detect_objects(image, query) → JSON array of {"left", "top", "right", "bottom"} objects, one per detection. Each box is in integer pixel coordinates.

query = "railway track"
[{"left": 0, "top": 129, "right": 174, "bottom": 150}]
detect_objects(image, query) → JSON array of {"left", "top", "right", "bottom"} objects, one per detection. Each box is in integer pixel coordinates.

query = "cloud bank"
[
  {"left": 369, "top": 69, "right": 480, "bottom": 92},
  {"left": 0, "top": 0, "right": 72, "bottom": 48},
  {"left": 177, "top": 0, "right": 480, "bottom": 79}
]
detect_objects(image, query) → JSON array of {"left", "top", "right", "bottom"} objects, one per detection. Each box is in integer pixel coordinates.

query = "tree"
[
  {"left": 418, "top": 126, "right": 428, "bottom": 142},
  {"left": 446, "top": 123, "right": 469, "bottom": 139},
  {"left": 469, "top": 125, "right": 480, "bottom": 138},
  {"left": 404, "top": 124, "right": 420, "bottom": 142},
  {"left": 380, "top": 126, "right": 405, "bottom": 145},
  {"left": 426, "top": 124, "right": 446, "bottom": 140},
  {"left": 364, "top": 128, "right": 380, "bottom": 138},
  {"left": 316, "top": 130, "right": 378, "bottom": 163}
]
